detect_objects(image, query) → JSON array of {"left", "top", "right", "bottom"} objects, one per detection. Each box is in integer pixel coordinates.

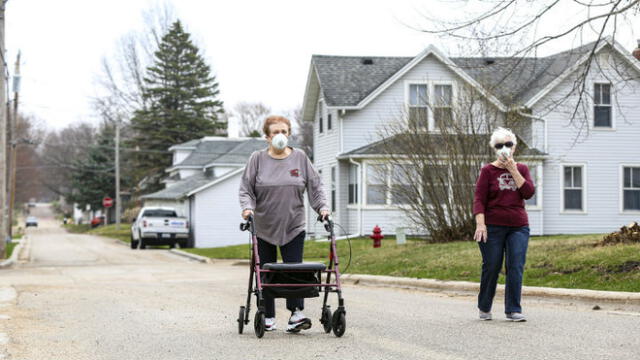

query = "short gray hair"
[{"left": 489, "top": 127, "right": 517, "bottom": 148}]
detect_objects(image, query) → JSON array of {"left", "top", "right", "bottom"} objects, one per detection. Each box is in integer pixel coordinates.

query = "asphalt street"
[{"left": 0, "top": 205, "right": 638, "bottom": 359}]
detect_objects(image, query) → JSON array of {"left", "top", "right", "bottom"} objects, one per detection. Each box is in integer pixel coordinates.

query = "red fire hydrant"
[{"left": 370, "top": 225, "right": 384, "bottom": 248}]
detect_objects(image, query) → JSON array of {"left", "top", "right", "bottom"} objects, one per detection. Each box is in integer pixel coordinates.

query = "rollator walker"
[{"left": 237, "top": 215, "right": 346, "bottom": 338}]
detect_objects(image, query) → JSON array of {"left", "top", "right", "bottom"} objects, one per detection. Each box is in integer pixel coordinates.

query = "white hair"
[{"left": 489, "top": 127, "right": 517, "bottom": 147}]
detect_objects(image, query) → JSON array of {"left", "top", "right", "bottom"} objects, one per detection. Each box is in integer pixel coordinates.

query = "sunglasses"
[{"left": 494, "top": 141, "right": 514, "bottom": 150}]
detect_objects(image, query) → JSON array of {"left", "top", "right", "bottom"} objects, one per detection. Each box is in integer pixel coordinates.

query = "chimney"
[{"left": 633, "top": 39, "right": 640, "bottom": 61}]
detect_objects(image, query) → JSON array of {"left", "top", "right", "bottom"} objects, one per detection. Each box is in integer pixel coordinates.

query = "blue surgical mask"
[{"left": 271, "top": 133, "right": 288, "bottom": 150}]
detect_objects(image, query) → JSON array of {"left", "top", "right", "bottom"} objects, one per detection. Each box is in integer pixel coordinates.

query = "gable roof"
[{"left": 308, "top": 38, "right": 637, "bottom": 112}]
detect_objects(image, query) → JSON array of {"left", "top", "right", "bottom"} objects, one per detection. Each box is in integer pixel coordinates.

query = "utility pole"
[
  {"left": 115, "top": 121, "right": 121, "bottom": 230},
  {"left": 8, "top": 51, "right": 19, "bottom": 238},
  {"left": 0, "top": 2, "right": 8, "bottom": 258}
]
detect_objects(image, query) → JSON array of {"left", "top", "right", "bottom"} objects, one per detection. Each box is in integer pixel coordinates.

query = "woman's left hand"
[{"left": 320, "top": 210, "right": 330, "bottom": 220}]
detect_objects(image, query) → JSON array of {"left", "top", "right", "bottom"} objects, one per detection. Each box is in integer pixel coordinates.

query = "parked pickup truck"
[{"left": 131, "top": 207, "right": 191, "bottom": 249}]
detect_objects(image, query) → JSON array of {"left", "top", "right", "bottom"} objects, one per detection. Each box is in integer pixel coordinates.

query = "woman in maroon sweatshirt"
[{"left": 473, "top": 127, "right": 535, "bottom": 322}]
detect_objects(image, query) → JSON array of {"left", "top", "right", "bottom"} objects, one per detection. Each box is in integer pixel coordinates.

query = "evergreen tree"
[
  {"left": 66, "top": 124, "right": 117, "bottom": 211},
  {"left": 131, "top": 20, "right": 225, "bottom": 191}
]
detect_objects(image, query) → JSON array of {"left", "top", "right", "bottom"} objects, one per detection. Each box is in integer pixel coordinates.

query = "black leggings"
[{"left": 258, "top": 231, "right": 305, "bottom": 318}]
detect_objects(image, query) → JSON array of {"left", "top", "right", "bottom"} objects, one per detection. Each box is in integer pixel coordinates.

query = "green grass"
[
  {"left": 185, "top": 234, "right": 640, "bottom": 292},
  {"left": 64, "top": 223, "right": 132, "bottom": 243},
  {"left": 88, "top": 224, "right": 132, "bottom": 243},
  {"left": 6, "top": 242, "right": 18, "bottom": 259}
]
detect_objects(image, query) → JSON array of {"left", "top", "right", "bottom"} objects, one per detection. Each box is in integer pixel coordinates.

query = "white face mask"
[
  {"left": 496, "top": 147, "right": 511, "bottom": 159},
  {"left": 271, "top": 133, "right": 288, "bottom": 150}
]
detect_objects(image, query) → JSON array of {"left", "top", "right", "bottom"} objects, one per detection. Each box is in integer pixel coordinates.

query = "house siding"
[
  {"left": 192, "top": 173, "right": 246, "bottom": 248},
  {"left": 342, "top": 55, "right": 464, "bottom": 153},
  {"left": 533, "top": 48, "right": 640, "bottom": 234}
]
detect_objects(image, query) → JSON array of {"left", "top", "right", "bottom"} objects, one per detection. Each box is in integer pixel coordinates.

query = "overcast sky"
[{"left": 5, "top": 0, "right": 639, "bottom": 131}]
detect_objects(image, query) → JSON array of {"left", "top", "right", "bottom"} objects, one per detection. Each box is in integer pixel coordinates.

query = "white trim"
[
  {"left": 560, "top": 163, "right": 588, "bottom": 214},
  {"left": 186, "top": 167, "right": 245, "bottom": 196},
  {"left": 348, "top": 45, "right": 507, "bottom": 112},
  {"left": 620, "top": 164, "right": 640, "bottom": 214}
]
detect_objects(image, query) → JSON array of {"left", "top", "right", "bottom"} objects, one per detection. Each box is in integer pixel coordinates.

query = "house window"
[
  {"left": 563, "top": 166, "right": 584, "bottom": 211},
  {"left": 594, "top": 83, "right": 612, "bottom": 128},
  {"left": 331, "top": 166, "right": 336, "bottom": 212},
  {"left": 408, "top": 84, "right": 428, "bottom": 129},
  {"left": 318, "top": 101, "right": 324, "bottom": 134},
  {"left": 348, "top": 164, "right": 358, "bottom": 204},
  {"left": 366, "top": 164, "right": 387, "bottom": 205},
  {"left": 327, "top": 113, "right": 332, "bottom": 131},
  {"left": 623, "top": 166, "right": 640, "bottom": 211},
  {"left": 391, "top": 164, "right": 413, "bottom": 205},
  {"left": 525, "top": 165, "right": 539, "bottom": 207},
  {"left": 433, "top": 84, "right": 453, "bottom": 129}
]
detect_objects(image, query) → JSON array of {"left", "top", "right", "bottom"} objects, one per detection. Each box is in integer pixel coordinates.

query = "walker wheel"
[
  {"left": 332, "top": 309, "right": 346, "bottom": 337},
  {"left": 254, "top": 311, "right": 265, "bottom": 338},
  {"left": 238, "top": 306, "right": 245, "bottom": 334},
  {"left": 320, "top": 306, "right": 332, "bottom": 333}
]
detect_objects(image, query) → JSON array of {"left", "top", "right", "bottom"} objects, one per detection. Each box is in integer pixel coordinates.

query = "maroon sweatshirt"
[{"left": 473, "top": 163, "right": 535, "bottom": 227}]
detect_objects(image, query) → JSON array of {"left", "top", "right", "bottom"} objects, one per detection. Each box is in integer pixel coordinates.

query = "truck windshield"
[{"left": 143, "top": 209, "right": 178, "bottom": 217}]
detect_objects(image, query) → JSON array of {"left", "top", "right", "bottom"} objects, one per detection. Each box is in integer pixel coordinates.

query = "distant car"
[
  {"left": 90, "top": 216, "right": 105, "bottom": 228},
  {"left": 25, "top": 216, "right": 38, "bottom": 227},
  {"left": 27, "top": 202, "right": 36, "bottom": 208}
]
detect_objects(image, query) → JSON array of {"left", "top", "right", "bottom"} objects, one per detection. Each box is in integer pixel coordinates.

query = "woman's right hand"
[
  {"left": 474, "top": 224, "right": 487, "bottom": 243},
  {"left": 242, "top": 209, "right": 254, "bottom": 220}
]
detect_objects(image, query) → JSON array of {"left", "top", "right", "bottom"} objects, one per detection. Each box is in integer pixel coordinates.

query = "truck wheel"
[
  {"left": 139, "top": 239, "right": 146, "bottom": 249},
  {"left": 186, "top": 236, "right": 195, "bottom": 249},
  {"left": 130, "top": 236, "right": 139, "bottom": 249}
]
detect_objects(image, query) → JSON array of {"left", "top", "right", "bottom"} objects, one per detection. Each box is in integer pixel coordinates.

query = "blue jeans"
[{"left": 478, "top": 225, "right": 529, "bottom": 314}]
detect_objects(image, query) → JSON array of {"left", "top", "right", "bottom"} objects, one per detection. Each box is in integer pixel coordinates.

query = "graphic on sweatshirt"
[{"left": 498, "top": 173, "right": 517, "bottom": 191}]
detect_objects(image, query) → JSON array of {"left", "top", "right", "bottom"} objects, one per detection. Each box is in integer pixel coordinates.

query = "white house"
[
  {"left": 301, "top": 38, "right": 640, "bottom": 237},
  {"left": 141, "top": 137, "right": 267, "bottom": 248}
]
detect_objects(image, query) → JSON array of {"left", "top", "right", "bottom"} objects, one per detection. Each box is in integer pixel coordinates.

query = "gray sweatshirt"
[{"left": 238, "top": 147, "right": 329, "bottom": 246}]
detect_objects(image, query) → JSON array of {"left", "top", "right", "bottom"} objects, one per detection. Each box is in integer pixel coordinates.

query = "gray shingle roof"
[
  {"left": 141, "top": 172, "right": 213, "bottom": 200},
  {"left": 313, "top": 55, "right": 412, "bottom": 106},
  {"left": 204, "top": 138, "right": 268, "bottom": 167},
  {"left": 340, "top": 133, "right": 546, "bottom": 158},
  {"left": 313, "top": 41, "right": 601, "bottom": 107},
  {"left": 174, "top": 138, "right": 266, "bottom": 168}
]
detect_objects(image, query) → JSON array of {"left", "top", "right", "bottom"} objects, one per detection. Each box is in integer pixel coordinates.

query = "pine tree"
[
  {"left": 131, "top": 20, "right": 225, "bottom": 191},
  {"left": 67, "top": 124, "right": 117, "bottom": 211}
]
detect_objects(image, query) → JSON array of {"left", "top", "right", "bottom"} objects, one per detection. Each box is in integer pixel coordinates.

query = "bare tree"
[
  {"left": 290, "top": 105, "right": 313, "bottom": 157},
  {"left": 39, "top": 122, "right": 97, "bottom": 197},
  {"left": 376, "top": 83, "right": 541, "bottom": 242},
  {"left": 414, "top": 0, "right": 640, "bottom": 142},
  {"left": 232, "top": 102, "right": 271, "bottom": 137}
]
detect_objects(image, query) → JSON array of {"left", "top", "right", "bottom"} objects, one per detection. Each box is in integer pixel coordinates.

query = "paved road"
[{"left": 0, "top": 205, "right": 638, "bottom": 359}]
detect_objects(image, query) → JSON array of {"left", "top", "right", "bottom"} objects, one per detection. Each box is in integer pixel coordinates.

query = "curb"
[
  {"left": 169, "top": 249, "right": 211, "bottom": 263},
  {"left": 341, "top": 274, "right": 640, "bottom": 304},
  {"left": 0, "top": 237, "right": 26, "bottom": 269}
]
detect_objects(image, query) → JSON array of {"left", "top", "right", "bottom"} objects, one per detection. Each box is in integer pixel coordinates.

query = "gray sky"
[{"left": 5, "top": 0, "right": 639, "bottom": 131}]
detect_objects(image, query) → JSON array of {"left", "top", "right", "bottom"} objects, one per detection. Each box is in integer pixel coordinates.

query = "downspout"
[
  {"left": 517, "top": 110, "right": 546, "bottom": 236},
  {"left": 349, "top": 157, "right": 362, "bottom": 236}
]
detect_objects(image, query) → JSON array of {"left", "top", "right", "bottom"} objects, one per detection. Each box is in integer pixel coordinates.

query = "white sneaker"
[
  {"left": 286, "top": 309, "right": 311, "bottom": 333},
  {"left": 506, "top": 312, "right": 526, "bottom": 322},
  {"left": 479, "top": 311, "right": 492, "bottom": 321},
  {"left": 265, "top": 317, "right": 277, "bottom": 331}
]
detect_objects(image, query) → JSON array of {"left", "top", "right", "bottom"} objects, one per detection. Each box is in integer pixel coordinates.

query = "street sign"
[{"left": 103, "top": 197, "right": 114, "bottom": 208}]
